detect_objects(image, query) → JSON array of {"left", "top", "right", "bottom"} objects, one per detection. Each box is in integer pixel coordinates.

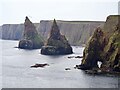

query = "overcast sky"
[{"left": 0, "top": 0, "right": 119, "bottom": 25}]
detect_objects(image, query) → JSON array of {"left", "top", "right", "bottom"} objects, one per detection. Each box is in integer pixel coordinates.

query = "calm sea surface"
[{"left": 1, "top": 40, "right": 119, "bottom": 88}]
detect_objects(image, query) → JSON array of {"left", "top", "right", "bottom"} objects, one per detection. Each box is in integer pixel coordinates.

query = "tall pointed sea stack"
[
  {"left": 77, "top": 15, "right": 120, "bottom": 73},
  {"left": 18, "top": 16, "right": 43, "bottom": 49},
  {"left": 41, "top": 19, "right": 73, "bottom": 55}
]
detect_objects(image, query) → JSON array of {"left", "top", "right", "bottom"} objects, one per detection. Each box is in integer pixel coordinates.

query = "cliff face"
[
  {"left": 0, "top": 21, "right": 104, "bottom": 45},
  {"left": 1, "top": 23, "right": 39, "bottom": 40},
  {"left": 1, "top": 24, "right": 24, "bottom": 40},
  {"left": 39, "top": 21, "right": 104, "bottom": 45},
  {"left": 79, "top": 15, "right": 120, "bottom": 73}
]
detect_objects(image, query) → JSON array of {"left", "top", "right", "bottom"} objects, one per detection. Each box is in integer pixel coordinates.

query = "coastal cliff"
[
  {"left": 1, "top": 24, "right": 24, "bottom": 40},
  {"left": 39, "top": 20, "right": 104, "bottom": 45},
  {"left": 0, "top": 21, "right": 104, "bottom": 45},
  {"left": 77, "top": 15, "right": 120, "bottom": 74}
]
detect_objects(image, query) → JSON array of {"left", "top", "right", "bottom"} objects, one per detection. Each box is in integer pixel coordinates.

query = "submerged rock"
[
  {"left": 75, "top": 56, "right": 83, "bottom": 58},
  {"left": 18, "top": 16, "right": 44, "bottom": 49},
  {"left": 68, "top": 56, "right": 75, "bottom": 59},
  {"left": 77, "top": 15, "right": 120, "bottom": 74},
  {"left": 30, "top": 63, "right": 49, "bottom": 68},
  {"left": 68, "top": 56, "right": 83, "bottom": 59},
  {"left": 65, "top": 68, "right": 71, "bottom": 70},
  {"left": 41, "top": 19, "right": 73, "bottom": 55}
]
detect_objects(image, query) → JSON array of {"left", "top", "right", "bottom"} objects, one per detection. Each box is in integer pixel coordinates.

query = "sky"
[{"left": 0, "top": 0, "right": 119, "bottom": 25}]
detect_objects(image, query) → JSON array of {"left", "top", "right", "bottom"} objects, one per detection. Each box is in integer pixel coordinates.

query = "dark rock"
[
  {"left": 84, "top": 69, "right": 102, "bottom": 75},
  {"left": 68, "top": 56, "right": 75, "bottom": 58},
  {"left": 68, "top": 56, "right": 83, "bottom": 59},
  {"left": 19, "top": 40, "right": 33, "bottom": 49},
  {"left": 75, "top": 64, "right": 92, "bottom": 70},
  {"left": 41, "top": 46, "right": 72, "bottom": 55},
  {"left": 74, "top": 65, "right": 80, "bottom": 69},
  {"left": 41, "top": 19, "right": 73, "bottom": 55},
  {"left": 65, "top": 68, "right": 71, "bottom": 70},
  {"left": 75, "top": 56, "right": 83, "bottom": 58},
  {"left": 18, "top": 16, "right": 44, "bottom": 49},
  {"left": 30, "top": 63, "right": 49, "bottom": 68}
]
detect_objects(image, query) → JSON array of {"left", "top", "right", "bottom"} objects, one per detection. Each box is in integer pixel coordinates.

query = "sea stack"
[
  {"left": 41, "top": 19, "right": 73, "bottom": 55},
  {"left": 77, "top": 15, "right": 120, "bottom": 73},
  {"left": 18, "top": 16, "right": 44, "bottom": 49}
]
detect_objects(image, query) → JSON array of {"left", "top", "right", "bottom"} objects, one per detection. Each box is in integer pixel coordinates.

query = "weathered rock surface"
[
  {"left": 77, "top": 15, "right": 120, "bottom": 74},
  {"left": 41, "top": 19, "right": 73, "bottom": 55},
  {"left": 0, "top": 20, "right": 104, "bottom": 46},
  {"left": 18, "top": 16, "right": 43, "bottom": 49}
]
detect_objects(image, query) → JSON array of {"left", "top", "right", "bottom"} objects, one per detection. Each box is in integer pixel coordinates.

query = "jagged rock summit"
[
  {"left": 18, "top": 16, "right": 44, "bottom": 49},
  {"left": 77, "top": 15, "right": 120, "bottom": 74},
  {"left": 41, "top": 19, "right": 73, "bottom": 55}
]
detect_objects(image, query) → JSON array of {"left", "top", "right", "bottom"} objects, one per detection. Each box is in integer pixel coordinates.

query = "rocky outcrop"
[
  {"left": 41, "top": 19, "right": 73, "bottom": 55},
  {"left": 77, "top": 15, "right": 120, "bottom": 73},
  {"left": 78, "top": 27, "right": 106, "bottom": 70},
  {"left": 0, "top": 21, "right": 104, "bottom": 46},
  {"left": 99, "top": 16, "right": 120, "bottom": 73},
  {"left": 31, "top": 63, "right": 49, "bottom": 68},
  {"left": 18, "top": 16, "right": 43, "bottom": 49}
]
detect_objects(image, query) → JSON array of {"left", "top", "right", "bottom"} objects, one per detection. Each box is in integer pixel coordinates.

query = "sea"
[{"left": 0, "top": 40, "right": 119, "bottom": 88}]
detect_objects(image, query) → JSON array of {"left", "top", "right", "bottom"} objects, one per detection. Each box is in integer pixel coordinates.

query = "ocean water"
[{"left": 1, "top": 40, "right": 119, "bottom": 88}]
